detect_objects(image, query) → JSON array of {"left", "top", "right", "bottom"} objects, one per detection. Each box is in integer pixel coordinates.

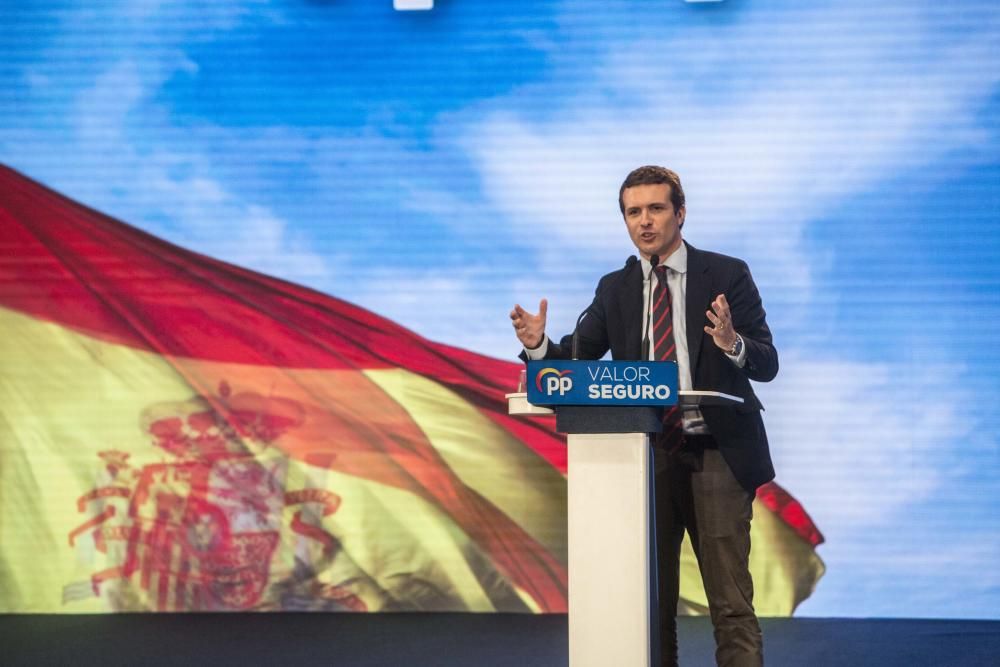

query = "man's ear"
[{"left": 677, "top": 207, "right": 685, "bottom": 230}]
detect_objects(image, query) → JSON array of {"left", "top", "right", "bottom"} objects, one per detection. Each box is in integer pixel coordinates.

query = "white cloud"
[
  {"left": 757, "top": 355, "right": 972, "bottom": 529},
  {"left": 800, "top": 530, "right": 1000, "bottom": 618},
  {"left": 76, "top": 60, "right": 148, "bottom": 143},
  {"left": 141, "top": 172, "right": 333, "bottom": 285},
  {"left": 754, "top": 352, "right": 999, "bottom": 618},
  {"left": 336, "top": 265, "right": 520, "bottom": 356},
  {"left": 454, "top": 2, "right": 1000, "bottom": 298},
  {"left": 69, "top": 0, "right": 278, "bottom": 39},
  {"left": 4, "top": 1, "right": 330, "bottom": 289}
]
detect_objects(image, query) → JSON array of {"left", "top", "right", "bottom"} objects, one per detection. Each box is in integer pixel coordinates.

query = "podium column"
[{"left": 567, "top": 432, "right": 654, "bottom": 667}]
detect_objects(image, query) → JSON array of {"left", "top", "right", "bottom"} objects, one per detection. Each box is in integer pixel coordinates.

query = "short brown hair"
[{"left": 618, "top": 165, "right": 685, "bottom": 215}]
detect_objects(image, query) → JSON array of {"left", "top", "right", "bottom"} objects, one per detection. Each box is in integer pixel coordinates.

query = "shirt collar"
[{"left": 640, "top": 242, "right": 688, "bottom": 278}]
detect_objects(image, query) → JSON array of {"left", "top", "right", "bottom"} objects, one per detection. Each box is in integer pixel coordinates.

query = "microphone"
[
  {"left": 571, "top": 256, "right": 638, "bottom": 360},
  {"left": 640, "top": 255, "right": 659, "bottom": 360}
]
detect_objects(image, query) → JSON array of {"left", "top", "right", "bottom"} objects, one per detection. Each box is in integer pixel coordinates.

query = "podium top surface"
[
  {"left": 505, "top": 390, "right": 743, "bottom": 416},
  {"left": 676, "top": 390, "right": 744, "bottom": 406}
]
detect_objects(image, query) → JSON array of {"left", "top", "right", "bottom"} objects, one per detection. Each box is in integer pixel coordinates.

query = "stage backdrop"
[{"left": 0, "top": 0, "right": 997, "bottom": 619}]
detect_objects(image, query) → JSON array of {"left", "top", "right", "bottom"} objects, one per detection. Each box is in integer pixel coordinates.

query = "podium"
[{"left": 507, "top": 365, "right": 742, "bottom": 667}]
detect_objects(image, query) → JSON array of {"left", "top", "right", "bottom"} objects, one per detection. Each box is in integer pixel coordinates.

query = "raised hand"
[
  {"left": 704, "top": 294, "right": 739, "bottom": 352},
  {"left": 510, "top": 299, "right": 548, "bottom": 350}
]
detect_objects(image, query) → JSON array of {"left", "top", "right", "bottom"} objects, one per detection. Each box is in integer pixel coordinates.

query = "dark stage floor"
[{"left": 2, "top": 613, "right": 998, "bottom": 666}]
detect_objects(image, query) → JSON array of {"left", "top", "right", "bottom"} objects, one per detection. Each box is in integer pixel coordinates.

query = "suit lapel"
[
  {"left": 685, "top": 242, "right": 710, "bottom": 373},
  {"left": 618, "top": 260, "right": 644, "bottom": 360}
]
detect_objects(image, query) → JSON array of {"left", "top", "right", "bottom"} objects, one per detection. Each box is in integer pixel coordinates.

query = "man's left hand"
[{"left": 704, "top": 294, "right": 738, "bottom": 352}]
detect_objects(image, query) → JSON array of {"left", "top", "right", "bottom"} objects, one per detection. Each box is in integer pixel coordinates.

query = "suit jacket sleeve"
[{"left": 727, "top": 260, "right": 778, "bottom": 383}]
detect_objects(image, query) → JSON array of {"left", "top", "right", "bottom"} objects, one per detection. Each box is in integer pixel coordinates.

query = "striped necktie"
[{"left": 652, "top": 265, "right": 683, "bottom": 452}]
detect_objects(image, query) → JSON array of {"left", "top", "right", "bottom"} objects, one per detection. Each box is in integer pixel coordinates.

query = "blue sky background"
[{"left": 2, "top": 0, "right": 998, "bottom": 618}]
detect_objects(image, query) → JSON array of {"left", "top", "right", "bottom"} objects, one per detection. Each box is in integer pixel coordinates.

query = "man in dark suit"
[{"left": 510, "top": 166, "right": 777, "bottom": 667}]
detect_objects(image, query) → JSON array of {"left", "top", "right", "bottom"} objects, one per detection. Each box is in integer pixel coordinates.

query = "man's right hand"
[{"left": 510, "top": 299, "right": 547, "bottom": 350}]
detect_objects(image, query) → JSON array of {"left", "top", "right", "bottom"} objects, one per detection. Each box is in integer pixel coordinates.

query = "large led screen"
[{"left": 1, "top": 0, "right": 997, "bottom": 618}]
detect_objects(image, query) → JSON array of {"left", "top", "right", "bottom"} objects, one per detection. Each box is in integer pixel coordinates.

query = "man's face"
[{"left": 622, "top": 183, "right": 685, "bottom": 261}]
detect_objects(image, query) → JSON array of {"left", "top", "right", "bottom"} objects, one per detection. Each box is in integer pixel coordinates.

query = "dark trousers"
[{"left": 653, "top": 442, "right": 763, "bottom": 667}]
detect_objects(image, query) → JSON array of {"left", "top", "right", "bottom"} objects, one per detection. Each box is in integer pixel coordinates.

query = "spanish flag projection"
[{"left": 0, "top": 165, "right": 824, "bottom": 614}]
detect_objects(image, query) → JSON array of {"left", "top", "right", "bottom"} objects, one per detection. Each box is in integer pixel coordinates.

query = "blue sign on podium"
[{"left": 525, "top": 360, "right": 678, "bottom": 406}]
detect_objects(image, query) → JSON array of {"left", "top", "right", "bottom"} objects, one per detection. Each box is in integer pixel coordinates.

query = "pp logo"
[{"left": 536, "top": 368, "right": 573, "bottom": 396}]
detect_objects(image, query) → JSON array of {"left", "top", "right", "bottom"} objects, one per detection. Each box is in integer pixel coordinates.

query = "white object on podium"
[{"left": 506, "top": 390, "right": 742, "bottom": 667}]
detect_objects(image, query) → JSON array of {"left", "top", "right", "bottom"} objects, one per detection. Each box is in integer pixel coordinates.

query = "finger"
[
  {"left": 717, "top": 300, "right": 733, "bottom": 323},
  {"left": 538, "top": 298, "right": 548, "bottom": 319},
  {"left": 510, "top": 308, "right": 519, "bottom": 321},
  {"left": 705, "top": 309, "right": 721, "bottom": 327}
]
